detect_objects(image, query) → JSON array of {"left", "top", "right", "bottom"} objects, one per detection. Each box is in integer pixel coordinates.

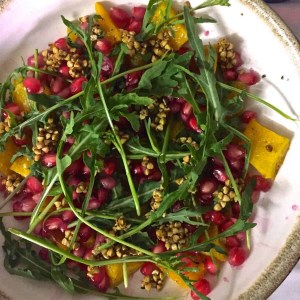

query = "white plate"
[{"left": 0, "top": 0, "right": 299, "bottom": 299}]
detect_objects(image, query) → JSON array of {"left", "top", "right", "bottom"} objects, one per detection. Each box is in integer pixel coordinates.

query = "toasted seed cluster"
[
  {"left": 32, "top": 118, "right": 60, "bottom": 162},
  {"left": 76, "top": 181, "right": 88, "bottom": 194},
  {"left": 141, "top": 268, "right": 165, "bottom": 291},
  {"left": 156, "top": 221, "right": 189, "bottom": 251},
  {"left": 62, "top": 229, "right": 80, "bottom": 249},
  {"left": 213, "top": 178, "right": 245, "bottom": 211},
  {"left": 42, "top": 44, "right": 89, "bottom": 78},
  {"left": 148, "top": 30, "right": 172, "bottom": 62},
  {"left": 120, "top": 30, "right": 147, "bottom": 56},
  {"left": 146, "top": 98, "right": 170, "bottom": 132},
  {"left": 150, "top": 188, "right": 163, "bottom": 211},
  {"left": 176, "top": 136, "right": 199, "bottom": 149},
  {"left": 54, "top": 197, "right": 66, "bottom": 210},
  {"left": 141, "top": 156, "right": 155, "bottom": 176},
  {"left": 0, "top": 116, "right": 12, "bottom": 135},
  {"left": 113, "top": 216, "right": 131, "bottom": 232},
  {"left": 217, "top": 38, "right": 238, "bottom": 69},
  {"left": 100, "top": 241, "right": 139, "bottom": 259},
  {"left": 2, "top": 173, "right": 22, "bottom": 193}
]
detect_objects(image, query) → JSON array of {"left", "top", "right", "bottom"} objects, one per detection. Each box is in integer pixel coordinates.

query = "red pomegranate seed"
[
  {"left": 203, "top": 257, "right": 218, "bottom": 275},
  {"left": 224, "top": 144, "right": 246, "bottom": 161},
  {"left": 87, "top": 197, "right": 103, "bottom": 210},
  {"left": 27, "top": 53, "right": 45, "bottom": 68},
  {"left": 253, "top": 175, "right": 272, "bottom": 192},
  {"left": 84, "top": 249, "right": 95, "bottom": 261},
  {"left": 44, "top": 217, "right": 67, "bottom": 232},
  {"left": 140, "top": 262, "right": 158, "bottom": 276},
  {"left": 41, "top": 153, "right": 56, "bottom": 168},
  {"left": 2, "top": 103, "right": 21, "bottom": 118},
  {"left": 219, "top": 219, "right": 234, "bottom": 232},
  {"left": 12, "top": 201, "right": 26, "bottom": 220},
  {"left": 198, "top": 193, "right": 213, "bottom": 206},
  {"left": 151, "top": 241, "right": 167, "bottom": 253},
  {"left": 238, "top": 69, "right": 260, "bottom": 86},
  {"left": 225, "top": 235, "right": 241, "bottom": 248},
  {"left": 169, "top": 100, "right": 182, "bottom": 114},
  {"left": 23, "top": 77, "right": 41, "bottom": 94},
  {"left": 54, "top": 37, "right": 69, "bottom": 51},
  {"left": 211, "top": 156, "right": 223, "bottom": 167},
  {"left": 191, "top": 279, "right": 212, "bottom": 299},
  {"left": 57, "top": 87, "right": 71, "bottom": 99},
  {"left": 126, "top": 18, "right": 142, "bottom": 34},
  {"left": 88, "top": 267, "right": 109, "bottom": 292},
  {"left": 183, "top": 222, "right": 197, "bottom": 233},
  {"left": 210, "top": 211, "right": 226, "bottom": 225},
  {"left": 125, "top": 70, "right": 143, "bottom": 89},
  {"left": 172, "top": 200, "right": 184, "bottom": 212},
  {"left": 222, "top": 68, "right": 238, "bottom": 81},
  {"left": 109, "top": 7, "right": 130, "bottom": 29},
  {"left": 93, "top": 233, "right": 107, "bottom": 249},
  {"left": 80, "top": 21, "right": 89, "bottom": 31},
  {"left": 51, "top": 76, "right": 67, "bottom": 94},
  {"left": 97, "top": 188, "right": 109, "bottom": 205},
  {"left": 101, "top": 57, "right": 114, "bottom": 77},
  {"left": 180, "top": 102, "right": 192, "bottom": 122},
  {"left": 234, "top": 52, "right": 243, "bottom": 68},
  {"left": 104, "top": 157, "right": 117, "bottom": 175},
  {"left": 229, "top": 158, "right": 244, "bottom": 175},
  {"left": 78, "top": 224, "right": 93, "bottom": 242},
  {"left": 251, "top": 190, "right": 260, "bottom": 204},
  {"left": 94, "top": 38, "right": 112, "bottom": 55},
  {"left": 96, "top": 272, "right": 110, "bottom": 292},
  {"left": 236, "top": 231, "right": 246, "bottom": 242},
  {"left": 231, "top": 202, "right": 241, "bottom": 218},
  {"left": 32, "top": 193, "right": 41, "bottom": 204},
  {"left": 70, "top": 77, "right": 87, "bottom": 95},
  {"left": 198, "top": 178, "right": 218, "bottom": 194},
  {"left": 61, "top": 210, "right": 76, "bottom": 223},
  {"left": 241, "top": 110, "right": 257, "bottom": 124},
  {"left": 213, "top": 166, "right": 228, "bottom": 183},
  {"left": 12, "top": 135, "right": 28, "bottom": 146},
  {"left": 59, "top": 65, "right": 70, "bottom": 78},
  {"left": 65, "top": 159, "right": 84, "bottom": 175},
  {"left": 132, "top": 7, "right": 146, "bottom": 20},
  {"left": 100, "top": 176, "right": 117, "bottom": 190},
  {"left": 20, "top": 197, "right": 36, "bottom": 212},
  {"left": 72, "top": 245, "right": 86, "bottom": 258},
  {"left": 67, "top": 176, "right": 81, "bottom": 187},
  {"left": 188, "top": 116, "right": 202, "bottom": 133},
  {"left": 26, "top": 176, "right": 43, "bottom": 194},
  {"left": 228, "top": 247, "right": 247, "bottom": 266}
]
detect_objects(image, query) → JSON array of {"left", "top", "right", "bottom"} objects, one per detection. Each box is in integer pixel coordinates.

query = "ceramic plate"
[{"left": 0, "top": 0, "right": 299, "bottom": 299}]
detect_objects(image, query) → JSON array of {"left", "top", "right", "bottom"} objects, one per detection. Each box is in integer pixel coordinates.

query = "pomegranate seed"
[
  {"left": 96, "top": 273, "right": 110, "bottom": 292},
  {"left": 180, "top": 102, "right": 192, "bottom": 122},
  {"left": 94, "top": 38, "right": 112, "bottom": 55},
  {"left": 27, "top": 53, "right": 45, "bottom": 68},
  {"left": 191, "top": 279, "right": 212, "bottom": 299},
  {"left": 225, "top": 235, "right": 241, "bottom": 248},
  {"left": 223, "top": 68, "right": 238, "bottom": 81},
  {"left": 93, "top": 234, "right": 106, "bottom": 250},
  {"left": 183, "top": 222, "right": 197, "bottom": 233},
  {"left": 67, "top": 176, "right": 81, "bottom": 187},
  {"left": 12, "top": 135, "right": 27, "bottom": 146},
  {"left": 231, "top": 202, "right": 241, "bottom": 218},
  {"left": 169, "top": 100, "right": 182, "bottom": 114},
  {"left": 101, "top": 57, "right": 114, "bottom": 77},
  {"left": 241, "top": 110, "right": 257, "bottom": 124},
  {"left": 224, "top": 144, "right": 246, "bottom": 161},
  {"left": 80, "top": 21, "right": 89, "bottom": 31},
  {"left": 41, "top": 153, "right": 56, "bottom": 168},
  {"left": 126, "top": 18, "right": 142, "bottom": 34},
  {"left": 125, "top": 70, "right": 143, "bottom": 89},
  {"left": 228, "top": 247, "right": 247, "bottom": 266},
  {"left": 23, "top": 77, "right": 41, "bottom": 94},
  {"left": 172, "top": 200, "right": 184, "bottom": 212},
  {"left": 61, "top": 210, "right": 76, "bottom": 223},
  {"left": 109, "top": 7, "right": 130, "bottom": 28},
  {"left": 87, "top": 197, "right": 103, "bottom": 210},
  {"left": 234, "top": 52, "right": 243, "bottom": 68},
  {"left": 44, "top": 217, "right": 67, "bottom": 232},
  {"left": 100, "top": 176, "right": 117, "bottom": 190},
  {"left": 211, "top": 156, "right": 223, "bottom": 167},
  {"left": 97, "top": 188, "right": 109, "bottom": 205},
  {"left": 198, "top": 178, "right": 218, "bottom": 194},
  {"left": 26, "top": 176, "right": 43, "bottom": 194},
  {"left": 51, "top": 76, "right": 67, "bottom": 94},
  {"left": 54, "top": 37, "right": 69, "bottom": 51},
  {"left": 236, "top": 231, "right": 246, "bottom": 242},
  {"left": 2, "top": 103, "right": 21, "bottom": 119},
  {"left": 84, "top": 249, "right": 95, "bottom": 261},
  {"left": 251, "top": 190, "right": 260, "bottom": 204},
  {"left": 88, "top": 266, "right": 109, "bottom": 291},
  {"left": 203, "top": 257, "right": 218, "bottom": 275},
  {"left": 57, "top": 87, "right": 71, "bottom": 99},
  {"left": 210, "top": 211, "right": 226, "bottom": 225},
  {"left": 132, "top": 7, "right": 146, "bottom": 20},
  {"left": 70, "top": 77, "right": 87, "bottom": 95},
  {"left": 151, "top": 241, "right": 167, "bottom": 253},
  {"left": 103, "top": 157, "right": 117, "bottom": 175},
  {"left": 65, "top": 159, "right": 84, "bottom": 175},
  {"left": 213, "top": 166, "right": 228, "bottom": 183},
  {"left": 238, "top": 69, "right": 260, "bottom": 86},
  {"left": 177, "top": 47, "right": 190, "bottom": 55},
  {"left": 140, "top": 262, "right": 158, "bottom": 276},
  {"left": 253, "top": 175, "right": 272, "bottom": 192},
  {"left": 12, "top": 201, "right": 27, "bottom": 220},
  {"left": 59, "top": 64, "right": 70, "bottom": 78},
  {"left": 32, "top": 193, "right": 41, "bottom": 204},
  {"left": 198, "top": 193, "right": 213, "bottom": 206},
  {"left": 188, "top": 116, "right": 202, "bottom": 133},
  {"left": 219, "top": 219, "right": 234, "bottom": 232},
  {"left": 229, "top": 158, "right": 244, "bottom": 175},
  {"left": 78, "top": 224, "right": 93, "bottom": 242},
  {"left": 20, "top": 197, "right": 36, "bottom": 212}
]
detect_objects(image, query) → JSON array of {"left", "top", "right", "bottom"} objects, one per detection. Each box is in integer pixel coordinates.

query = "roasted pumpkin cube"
[
  {"left": 10, "top": 156, "right": 32, "bottom": 177},
  {"left": 0, "top": 138, "right": 19, "bottom": 176},
  {"left": 244, "top": 119, "right": 290, "bottom": 179}
]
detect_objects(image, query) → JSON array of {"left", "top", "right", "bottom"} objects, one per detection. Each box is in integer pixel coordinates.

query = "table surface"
[{"left": 265, "top": 1, "right": 300, "bottom": 299}]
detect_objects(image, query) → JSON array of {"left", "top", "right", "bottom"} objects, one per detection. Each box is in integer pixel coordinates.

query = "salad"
[{"left": 0, "top": 0, "right": 294, "bottom": 299}]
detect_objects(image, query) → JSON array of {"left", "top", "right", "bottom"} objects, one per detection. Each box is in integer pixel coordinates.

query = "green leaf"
[
  {"left": 109, "top": 93, "right": 153, "bottom": 107},
  {"left": 121, "top": 112, "right": 140, "bottom": 132},
  {"left": 29, "top": 94, "right": 62, "bottom": 107},
  {"left": 51, "top": 266, "right": 75, "bottom": 293},
  {"left": 240, "top": 178, "right": 255, "bottom": 220}
]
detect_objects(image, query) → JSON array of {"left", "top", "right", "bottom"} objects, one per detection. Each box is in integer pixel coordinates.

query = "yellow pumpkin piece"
[
  {"left": 151, "top": 2, "right": 188, "bottom": 51},
  {"left": 10, "top": 156, "right": 32, "bottom": 177},
  {"left": 166, "top": 262, "right": 205, "bottom": 288},
  {"left": 106, "top": 262, "right": 141, "bottom": 287},
  {"left": 244, "top": 119, "right": 290, "bottom": 179},
  {"left": 12, "top": 82, "right": 31, "bottom": 113},
  {"left": 67, "top": 26, "right": 78, "bottom": 42},
  {"left": 0, "top": 138, "right": 19, "bottom": 176},
  {"left": 95, "top": 2, "right": 121, "bottom": 45}
]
